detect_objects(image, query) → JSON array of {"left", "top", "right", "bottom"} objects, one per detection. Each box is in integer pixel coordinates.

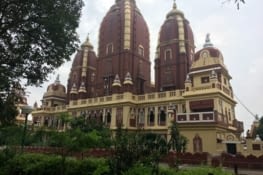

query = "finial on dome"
[
  {"left": 33, "top": 101, "right": 38, "bottom": 108},
  {"left": 55, "top": 74, "right": 60, "bottom": 84},
  {"left": 203, "top": 33, "right": 214, "bottom": 48},
  {"left": 173, "top": 0, "right": 177, "bottom": 9},
  {"left": 166, "top": 0, "right": 184, "bottom": 19},
  {"left": 82, "top": 33, "right": 93, "bottom": 48}
]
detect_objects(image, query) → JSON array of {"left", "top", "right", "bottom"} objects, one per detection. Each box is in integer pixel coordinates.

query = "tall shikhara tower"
[
  {"left": 96, "top": 0, "right": 151, "bottom": 96},
  {"left": 155, "top": 2, "right": 195, "bottom": 92}
]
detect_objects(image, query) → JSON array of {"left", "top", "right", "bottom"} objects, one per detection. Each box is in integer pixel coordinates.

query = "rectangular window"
[
  {"left": 201, "top": 77, "right": 210, "bottom": 84},
  {"left": 252, "top": 144, "right": 261, "bottom": 150},
  {"left": 224, "top": 78, "right": 227, "bottom": 85}
]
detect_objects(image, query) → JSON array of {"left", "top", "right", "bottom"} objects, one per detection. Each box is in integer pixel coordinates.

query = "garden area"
[{"left": 0, "top": 115, "right": 232, "bottom": 175}]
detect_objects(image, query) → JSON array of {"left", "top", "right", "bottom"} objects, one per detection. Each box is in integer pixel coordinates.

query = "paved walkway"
[
  {"left": 226, "top": 168, "right": 263, "bottom": 175},
  {"left": 178, "top": 164, "right": 263, "bottom": 175}
]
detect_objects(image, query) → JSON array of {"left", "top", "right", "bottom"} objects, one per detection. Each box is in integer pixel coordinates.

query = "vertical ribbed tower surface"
[
  {"left": 67, "top": 36, "right": 97, "bottom": 101},
  {"left": 96, "top": 0, "right": 151, "bottom": 96},
  {"left": 155, "top": 1, "right": 195, "bottom": 92}
]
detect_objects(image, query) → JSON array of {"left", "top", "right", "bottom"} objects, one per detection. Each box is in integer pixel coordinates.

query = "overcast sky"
[{"left": 27, "top": 0, "right": 263, "bottom": 131}]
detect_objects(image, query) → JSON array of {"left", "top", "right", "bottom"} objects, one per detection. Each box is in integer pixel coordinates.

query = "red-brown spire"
[
  {"left": 96, "top": 0, "right": 151, "bottom": 96},
  {"left": 155, "top": 1, "right": 195, "bottom": 91}
]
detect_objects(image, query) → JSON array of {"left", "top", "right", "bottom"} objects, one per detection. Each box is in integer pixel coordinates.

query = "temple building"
[{"left": 32, "top": 0, "right": 256, "bottom": 155}]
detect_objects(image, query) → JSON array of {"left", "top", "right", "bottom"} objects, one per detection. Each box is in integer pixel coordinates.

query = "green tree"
[
  {"left": 0, "top": 93, "right": 18, "bottom": 126},
  {"left": 256, "top": 117, "right": 263, "bottom": 140},
  {"left": 0, "top": 0, "right": 83, "bottom": 88},
  {"left": 59, "top": 113, "right": 71, "bottom": 130},
  {"left": 110, "top": 125, "right": 168, "bottom": 175},
  {"left": 140, "top": 133, "right": 168, "bottom": 175},
  {"left": 168, "top": 121, "right": 187, "bottom": 153},
  {"left": 0, "top": 125, "right": 23, "bottom": 146},
  {"left": 168, "top": 121, "right": 188, "bottom": 170},
  {"left": 0, "top": 0, "right": 83, "bottom": 125}
]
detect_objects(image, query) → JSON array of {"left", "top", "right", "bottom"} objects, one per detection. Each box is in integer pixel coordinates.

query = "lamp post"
[{"left": 20, "top": 105, "right": 33, "bottom": 153}]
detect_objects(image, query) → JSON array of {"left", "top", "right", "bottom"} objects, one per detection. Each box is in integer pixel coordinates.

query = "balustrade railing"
[{"left": 176, "top": 112, "right": 215, "bottom": 123}]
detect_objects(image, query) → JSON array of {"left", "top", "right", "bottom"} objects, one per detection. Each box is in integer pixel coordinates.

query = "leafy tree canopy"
[
  {"left": 0, "top": 90, "right": 19, "bottom": 126},
  {"left": 0, "top": 0, "right": 83, "bottom": 89},
  {"left": 0, "top": 0, "right": 83, "bottom": 125}
]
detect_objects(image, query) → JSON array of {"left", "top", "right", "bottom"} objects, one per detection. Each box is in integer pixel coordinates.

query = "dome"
[
  {"left": 159, "top": 2, "right": 194, "bottom": 48},
  {"left": 192, "top": 34, "right": 226, "bottom": 70},
  {"left": 81, "top": 35, "right": 93, "bottom": 49},
  {"left": 43, "top": 75, "right": 66, "bottom": 99},
  {"left": 166, "top": 2, "right": 184, "bottom": 19}
]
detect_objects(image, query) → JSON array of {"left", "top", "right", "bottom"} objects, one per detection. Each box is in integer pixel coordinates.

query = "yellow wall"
[{"left": 179, "top": 127, "right": 217, "bottom": 154}]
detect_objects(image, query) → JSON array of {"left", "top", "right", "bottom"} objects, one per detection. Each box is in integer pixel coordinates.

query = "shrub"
[
  {"left": 164, "top": 166, "right": 232, "bottom": 175},
  {"left": 122, "top": 164, "right": 153, "bottom": 175},
  {"left": 1, "top": 153, "right": 110, "bottom": 175}
]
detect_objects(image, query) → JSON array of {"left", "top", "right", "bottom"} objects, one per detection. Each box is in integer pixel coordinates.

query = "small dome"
[
  {"left": 43, "top": 75, "right": 66, "bottom": 99},
  {"left": 158, "top": 2, "right": 194, "bottom": 51},
  {"left": 192, "top": 34, "right": 225, "bottom": 69}
]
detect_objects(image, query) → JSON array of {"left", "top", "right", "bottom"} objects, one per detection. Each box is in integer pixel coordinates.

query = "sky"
[{"left": 27, "top": 0, "right": 263, "bottom": 131}]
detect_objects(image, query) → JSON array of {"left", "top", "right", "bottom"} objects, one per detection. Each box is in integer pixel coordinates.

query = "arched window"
[
  {"left": 106, "top": 111, "right": 111, "bottom": 125},
  {"left": 116, "top": 107, "right": 123, "bottom": 126},
  {"left": 129, "top": 108, "right": 136, "bottom": 127},
  {"left": 106, "top": 43, "right": 114, "bottom": 55},
  {"left": 148, "top": 108, "right": 155, "bottom": 126},
  {"left": 99, "top": 111, "right": 103, "bottom": 123},
  {"left": 159, "top": 107, "right": 166, "bottom": 126},
  {"left": 164, "top": 49, "right": 172, "bottom": 60},
  {"left": 138, "top": 45, "right": 144, "bottom": 56},
  {"left": 138, "top": 109, "right": 145, "bottom": 125},
  {"left": 193, "top": 134, "right": 203, "bottom": 153}
]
